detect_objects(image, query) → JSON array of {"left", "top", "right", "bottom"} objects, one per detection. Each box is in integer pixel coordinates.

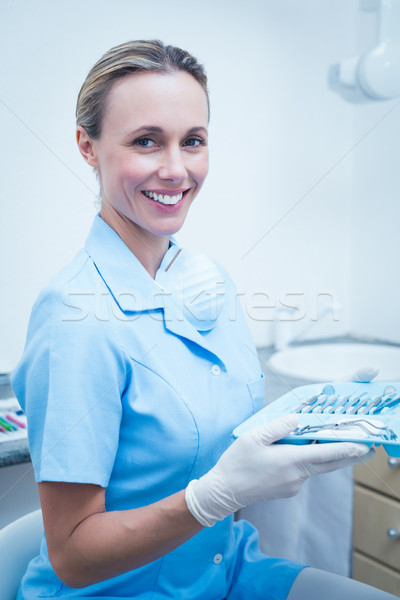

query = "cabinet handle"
[
  {"left": 387, "top": 528, "right": 400, "bottom": 541},
  {"left": 388, "top": 457, "right": 400, "bottom": 469}
]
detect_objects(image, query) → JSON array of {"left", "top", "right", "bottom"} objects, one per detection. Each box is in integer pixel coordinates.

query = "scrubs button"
[
  {"left": 211, "top": 365, "right": 221, "bottom": 376},
  {"left": 213, "top": 553, "right": 223, "bottom": 565}
]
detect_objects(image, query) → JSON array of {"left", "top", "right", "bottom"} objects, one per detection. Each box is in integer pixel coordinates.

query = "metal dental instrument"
[
  {"left": 293, "top": 393, "right": 321, "bottom": 413},
  {"left": 293, "top": 385, "right": 335, "bottom": 413},
  {"left": 314, "top": 386, "right": 338, "bottom": 413},
  {"left": 293, "top": 419, "right": 397, "bottom": 441},
  {"left": 346, "top": 394, "right": 372, "bottom": 414},
  {"left": 313, "top": 394, "right": 338, "bottom": 413},
  {"left": 336, "top": 392, "right": 368, "bottom": 414},
  {"left": 373, "top": 395, "right": 400, "bottom": 414},
  {"left": 360, "top": 385, "right": 397, "bottom": 415},
  {"left": 303, "top": 385, "right": 336, "bottom": 414},
  {"left": 358, "top": 395, "right": 383, "bottom": 415},
  {"left": 325, "top": 393, "right": 353, "bottom": 414}
]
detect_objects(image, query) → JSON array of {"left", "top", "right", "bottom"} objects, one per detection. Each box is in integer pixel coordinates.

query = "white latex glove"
[
  {"left": 185, "top": 414, "right": 373, "bottom": 527},
  {"left": 339, "top": 366, "right": 380, "bottom": 383}
]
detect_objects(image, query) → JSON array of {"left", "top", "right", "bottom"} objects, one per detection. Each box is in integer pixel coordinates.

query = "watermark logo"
[{"left": 60, "top": 286, "right": 340, "bottom": 327}]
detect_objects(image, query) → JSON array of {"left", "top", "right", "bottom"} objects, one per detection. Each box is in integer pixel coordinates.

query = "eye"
[
  {"left": 133, "top": 137, "right": 157, "bottom": 148},
  {"left": 183, "top": 137, "right": 205, "bottom": 148}
]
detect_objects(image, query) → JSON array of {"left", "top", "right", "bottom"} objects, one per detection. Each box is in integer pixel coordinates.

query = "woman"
[{"left": 11, "top": 40, "right": 395, "bottom": 599}]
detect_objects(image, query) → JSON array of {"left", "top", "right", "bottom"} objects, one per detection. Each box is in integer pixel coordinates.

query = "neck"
[{"left": 100, "top": 203, "right": 169, "bottom": 279}]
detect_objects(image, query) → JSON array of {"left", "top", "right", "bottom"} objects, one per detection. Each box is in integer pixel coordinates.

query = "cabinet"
[{"left": 353, "top": 446, "right": 400, "bottom": 596}]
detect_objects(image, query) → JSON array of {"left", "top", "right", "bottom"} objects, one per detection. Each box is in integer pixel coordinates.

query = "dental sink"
[{"left": 268, "top": 342, "right": 400, "bottom": 382}]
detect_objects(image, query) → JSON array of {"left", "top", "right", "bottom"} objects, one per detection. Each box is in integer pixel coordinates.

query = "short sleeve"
[{"left": 11, "top": 287, "right": 127, "bottom": 487}]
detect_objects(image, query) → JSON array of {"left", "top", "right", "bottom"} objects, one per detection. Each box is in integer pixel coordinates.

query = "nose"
[{"left": 158, "top": 146, "right": 187, "bottom": 182}]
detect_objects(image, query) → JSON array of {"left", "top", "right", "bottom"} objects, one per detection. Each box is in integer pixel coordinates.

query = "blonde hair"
[{"left": 76, "top": 39, "right": 209, "bottom": 139}]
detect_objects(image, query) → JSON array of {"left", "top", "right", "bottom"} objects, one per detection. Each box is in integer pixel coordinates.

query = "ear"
[{"left": 76, "top": 126, "right": 98, "bottom": 167}]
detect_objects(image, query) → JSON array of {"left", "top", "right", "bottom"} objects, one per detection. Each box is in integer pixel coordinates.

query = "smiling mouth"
[{"left": 142, "top": 190, "right": 185, "bottom": 205}]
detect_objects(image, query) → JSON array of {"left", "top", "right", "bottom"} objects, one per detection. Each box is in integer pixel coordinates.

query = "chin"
[
  {"left": 153, "top": 223, "right": 184, "bottom": 238},
  {"left": 152, "top": 215, "right": 189, "bottom": 237}
]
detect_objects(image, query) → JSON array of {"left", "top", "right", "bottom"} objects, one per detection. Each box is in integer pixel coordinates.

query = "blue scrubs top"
[{"left": 12, "top": 216, "right": 305, "bottom": 599}]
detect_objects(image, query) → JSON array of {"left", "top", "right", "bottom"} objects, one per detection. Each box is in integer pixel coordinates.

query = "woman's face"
[{"left": 79, "top": 71, "right": 209, "bottom": 241}]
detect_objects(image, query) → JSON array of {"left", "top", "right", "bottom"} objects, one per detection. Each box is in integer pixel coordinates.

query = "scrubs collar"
[
  {"left": 84, "top": 215, "right": 227, "bottom": 366},
  {"left": 84, "top": 215, "right": 226, "bottom": 332},
  {"left": 84, "top": 215, "right": 171, "bottom": 313}
]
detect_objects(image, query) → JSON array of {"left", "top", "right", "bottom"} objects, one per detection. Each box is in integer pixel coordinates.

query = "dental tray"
[{"left": 233, "top": 382, "right": 400, "bottom": 457}]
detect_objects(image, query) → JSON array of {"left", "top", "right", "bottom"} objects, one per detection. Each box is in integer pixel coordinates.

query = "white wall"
[
  {"left": 2, "top": 0, "right": 397, "bottom": 373},
  {"left": 349, "top": 4, "right": 400, "bottom": 343},
  {"left": 350, "top": 100, "right": 400, "bottom": 344}
]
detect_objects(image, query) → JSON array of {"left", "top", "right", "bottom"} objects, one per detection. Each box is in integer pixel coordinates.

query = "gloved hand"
[
  {"left": 339, "top": 366, "right": 380, "bottom": 383},
  {"left": 185, "top": 414, "right": 373, "bottom": 527}
]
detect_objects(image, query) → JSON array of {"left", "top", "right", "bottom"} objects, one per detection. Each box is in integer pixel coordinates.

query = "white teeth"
[{"left": 143, "top": 191, "right": 183, "bottom": 205}]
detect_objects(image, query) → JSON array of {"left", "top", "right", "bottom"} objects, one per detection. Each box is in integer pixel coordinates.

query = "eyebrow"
[{"left": 127, "top": 125, "right": 208, "bottom": 136}]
